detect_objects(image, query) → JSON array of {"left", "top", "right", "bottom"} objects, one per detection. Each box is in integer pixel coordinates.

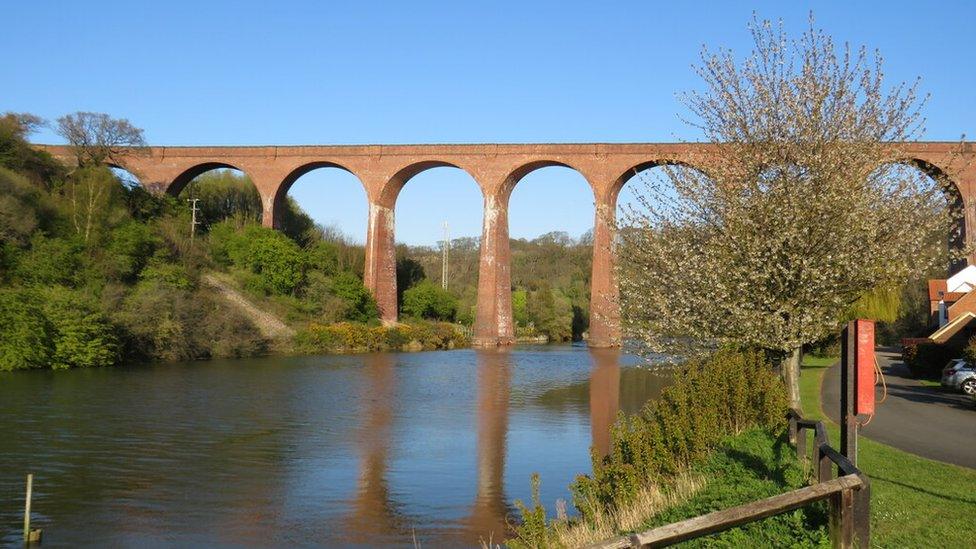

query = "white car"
[{"left": 941, "top": 358, "right": 976, "bottom": 395}]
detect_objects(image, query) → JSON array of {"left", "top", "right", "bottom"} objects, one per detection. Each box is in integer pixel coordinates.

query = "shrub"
[
  {"left": 570, "top": 349, "right": 787, "bottom": 518},
  {"left": 328, "top": 271, "right": 379, "bottom": 322},
  {"left": 41, "top": 287, "right": 121, "bottom": 369},
  {"left": 0, "top": 289, "right": 54, "bottom": 370},
  {"left": 401, "top": 279, "right": 458, "bottom": 321},
  {"left": 903, "top": 340, "right": 957, "bottom": 379},
  {"left": 293, "top": 320, "right": 468, "bottom": 354},
  {"left": 16, "top": 234, "right": 85, "bottom": 286}
]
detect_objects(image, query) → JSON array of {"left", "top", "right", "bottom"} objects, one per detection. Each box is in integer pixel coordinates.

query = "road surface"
[{"left": 821, "top": 348, "right": 976, "bottom": 469}]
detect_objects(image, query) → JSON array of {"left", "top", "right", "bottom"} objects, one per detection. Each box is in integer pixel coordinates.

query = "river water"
[{"left": 0, "top": 345, "right": 669, "bottom": 547}]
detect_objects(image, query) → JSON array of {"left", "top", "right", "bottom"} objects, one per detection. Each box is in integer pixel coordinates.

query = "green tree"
[
  {"left": 16, "top": 234, "right": 85, "bottom": 286},
  {"left": 617, "top": 15, "right": 956, "bottom": 407},
  {"left": 0, "top": 289, "right": 53, "bottom": 371},
  {"left": 396, "top": 255, "right": 426, "bottom": 305},
  {"left": 329, "top": 271, "right": 380, "bottom": 322},
  {"left": 402, "top": 280, "right": 458, "bottom": 321},
  {"left": 183, "top": 171, "right": 262, "bottom": 228},
  {"left": 512, "top": 288, "right": 529, "bottom": 326},
  {"left": 41, "top": 287, "right": 121, "bottom": 369}
]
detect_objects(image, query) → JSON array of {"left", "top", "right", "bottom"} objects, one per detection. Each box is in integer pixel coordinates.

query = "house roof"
[{"left": 930, "top": 311, "right": 976, "bottom": 344}]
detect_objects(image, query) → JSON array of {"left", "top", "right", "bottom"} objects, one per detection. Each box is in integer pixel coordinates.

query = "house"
[{"left": 926, "top": 265, "right": 976, "bottom": 344}]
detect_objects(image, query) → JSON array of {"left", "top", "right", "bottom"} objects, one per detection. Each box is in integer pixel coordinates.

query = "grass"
[
  {"left": 637, "top": 428, "right": 830, "bottom": 548},
  {"left": 800, "top": 355, "right": 976, "bottom": 548}
]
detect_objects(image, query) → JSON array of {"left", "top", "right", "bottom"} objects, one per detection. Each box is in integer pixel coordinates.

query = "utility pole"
[
  {"left": 187, "top": 198, "right": 201, "bottom": 243},
  {"left": 441, "top": 221, "right": 450, "bottom": 290}
]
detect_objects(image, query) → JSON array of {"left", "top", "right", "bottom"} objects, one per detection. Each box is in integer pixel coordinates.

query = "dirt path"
[{"left": 201, "top": 273, "right": 295, "bottom": 340}]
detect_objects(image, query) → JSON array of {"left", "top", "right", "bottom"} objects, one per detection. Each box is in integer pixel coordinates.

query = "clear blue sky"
[{"left": 3, "top": 1, "right": 974, "bottom": 244}]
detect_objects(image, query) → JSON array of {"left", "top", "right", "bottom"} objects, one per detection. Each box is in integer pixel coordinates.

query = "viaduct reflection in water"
[{"left": 344, "top": 348, "right": 628, "bottom": 544}]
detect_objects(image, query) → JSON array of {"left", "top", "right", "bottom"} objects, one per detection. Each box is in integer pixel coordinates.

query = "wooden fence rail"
[{"left": 585, "top": 410, "right": 870, "bottom": 549}]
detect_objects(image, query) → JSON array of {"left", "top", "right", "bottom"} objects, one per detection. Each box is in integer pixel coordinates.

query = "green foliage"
[
  {"left": 396, "top": 255, "right": 426, "bottom": 305},
  {"left": 0, "top": 289, "right": 54, "bottom": 371},
  {"left": 306, "top": 240, "right": 341, "bottom": 276},
  {"left": 512, "top": 288, "right": 529, "bottom": 326},
  {"left": 847, "top": 285, "right": 901, "bottom": 323},
  {"left": 116, "top": 279, "right": 266, "bottom": 362},
  {"left": 210, "top": 222, "right": 306, "bottom": 294},
  {"left": 0, "top": 166, "right": 41, "bottom": 243},
  {"left": 103, "top": 221, "right": 158, "bottom": 282},
  {"left": 183, "top": 170, "right": 262, "bottom": 228},
  {"left": 41, "top": 287, "right": 121, "bottom": 369},
  {"left": 508, "top": 473, "right": 558, "bottom": 549},
  {"left": 402, "top": 279, "right": 458, "bottom": 321},
  {"left": 328, "top": 271, "right": 379, "bottom": 322},
  {"left": 15, "top": 234, "right": 85, "bottom": 286},
  {"left": 293, "top": 319, "right": 467, "bottom": 353},
  {"left": 0, "top": 113, "right": 64, "bottom": 186},
  {"left": 277, "top": 196, "right": 318, "bottom": 246},
  {"left": 570, "top": 349, "right": 787, "bottom": 517},
  {"left": 902, "top": 340, "right": 957, "bottom": 379},
  {"left": 641, "top": 429, "right": 829, "bottom": 547}
]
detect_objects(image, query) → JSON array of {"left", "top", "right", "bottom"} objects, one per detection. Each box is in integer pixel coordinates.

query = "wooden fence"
[{"left": 586, "top": 410, "right": 870, "bottom": 548}]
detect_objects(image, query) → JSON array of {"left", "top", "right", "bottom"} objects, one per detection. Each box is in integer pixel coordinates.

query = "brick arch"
[
  {"left": 272, "top": 161, "right": 368, "bottom": 229},
  {"left": 884, "top": 157, "right": 968, "bottom": 273},
  {"left": 377, "top": 160, "right": 482, "bottom": 207},
  {"left": 498, "top": 159, "right": 593, "bottom": 202},
  {"left": 607, "top": 159, "right": 711, "bottom": 206},
  {"left": 167, "top": 162, "right": 252, "bottom": 196}
]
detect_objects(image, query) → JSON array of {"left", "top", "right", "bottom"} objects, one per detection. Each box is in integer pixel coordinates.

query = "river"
[{"left": 0, "top": 344, "right": 670, "bottom": 547}]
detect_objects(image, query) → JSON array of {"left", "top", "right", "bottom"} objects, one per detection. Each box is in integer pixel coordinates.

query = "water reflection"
[
  {"left": 589, "top": 348, "right": 622, "bottom": 458},
  {"left": 347, "top": 353, "right": 403, "bottom": 541},
  {"left": 465, "top": 349, "right": 513, "bottom": 543},
  {"left": 0, "top": 347, "right": 669, "bottom": 547}
]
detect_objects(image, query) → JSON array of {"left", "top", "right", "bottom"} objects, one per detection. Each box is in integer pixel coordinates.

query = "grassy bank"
[{"left": 800, "top": 355, "right": 976, "bottom": 547}]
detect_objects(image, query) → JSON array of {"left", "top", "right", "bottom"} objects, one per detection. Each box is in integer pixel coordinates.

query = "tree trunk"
[{"left": 782, "top": 346, "right": 802, "bottom": 410}]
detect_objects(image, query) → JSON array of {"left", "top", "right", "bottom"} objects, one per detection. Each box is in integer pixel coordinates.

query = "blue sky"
[{"left": 4, "top": 1, "right": 974, "bottom": 244}]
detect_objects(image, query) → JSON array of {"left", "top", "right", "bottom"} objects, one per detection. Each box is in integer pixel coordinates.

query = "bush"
[
  {"left": 571, "top": 349, "right": 787, "bottom": 517},
  {"left": 401, "top": 279, "right": 458, "bottom": 321},
  {"left": 903, "top": 340, "right": 957, "bottom": 379},
  {"left": 208, "top": 222, "right": 307, "bottom": 295},
  {"left": 41, "top": 287, "right": 121, "bottom": 369},
  {"left": 293, "top": 320, "right": 467, "bottom": 354},
  {"left": 116, "top": 280, "right": 266, "bottom": 362},
  {"left": 0, "top": 289, "right": 54, "bottom": 370},
  {"left": 328, "top": 271, "right": 379, "bottom": 322}
]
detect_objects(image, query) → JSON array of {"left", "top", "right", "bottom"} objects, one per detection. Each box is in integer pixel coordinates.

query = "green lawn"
[{"left": 800, "top": 356, "right": 976, "bottom": 548}]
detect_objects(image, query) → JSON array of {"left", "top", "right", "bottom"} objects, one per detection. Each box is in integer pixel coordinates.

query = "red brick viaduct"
[{"left": 37, "top": 142, "right": 976, "bottom": 347}]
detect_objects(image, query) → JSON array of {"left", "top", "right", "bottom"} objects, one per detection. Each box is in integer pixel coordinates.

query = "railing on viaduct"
[{"left": 36, "top": 142, "right": 975, "bottom": 347}]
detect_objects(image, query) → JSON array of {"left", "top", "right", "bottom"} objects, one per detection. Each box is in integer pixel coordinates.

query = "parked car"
[{"left": 941, "top": 358, "right": 976, "bottom": 395}]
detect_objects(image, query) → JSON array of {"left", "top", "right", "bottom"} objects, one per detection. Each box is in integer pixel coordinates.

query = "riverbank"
[{"left": 800, "top": 354, "right": 976, "bottom": 547}]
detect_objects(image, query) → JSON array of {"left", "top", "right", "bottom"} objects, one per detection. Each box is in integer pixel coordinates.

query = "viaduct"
[{"left": 37, "top": 142, "right": 976, "bottom": 347}]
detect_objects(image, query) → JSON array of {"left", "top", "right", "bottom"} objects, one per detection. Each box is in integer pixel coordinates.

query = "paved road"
[{"left": 821, "top": 348, "right": 976, "bottom": 469}]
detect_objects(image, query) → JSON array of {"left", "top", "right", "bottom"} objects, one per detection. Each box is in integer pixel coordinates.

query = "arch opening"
[
  {"left": 108, "top": 165, "right": 142, "bottom": 189},
  {"left": 278, "top": 163, "right": 369, "bottom": 271},
  {"left": 393, "top": 165, "right": 483, "bottom": 326},
  {"left": 507, "top": 164, "right": 594, "bottom": 343},
  {"left": 176, "top": 166, "right": 263, "bottom": 230}
]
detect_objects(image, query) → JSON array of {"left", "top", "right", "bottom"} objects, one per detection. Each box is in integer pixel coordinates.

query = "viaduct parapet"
[{"left": 36, "top": 142, "right": 976, "bottom": 347}]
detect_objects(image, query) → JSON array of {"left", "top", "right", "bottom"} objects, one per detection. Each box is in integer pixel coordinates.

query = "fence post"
[
  {"left": 788, "top": 412, "right": 798, "bottom": 445},
  {"left": 817, "top": 446, "right": 833, "bottom": 484},
  {"left": 796, "top": 428, "right": 807, "bottom": 463},
  {"left": 853, "top": 479, "right": 871, "bottom": 547},
  {"left": 829, "top": 487, "right": 855, "bottom": 548}
]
